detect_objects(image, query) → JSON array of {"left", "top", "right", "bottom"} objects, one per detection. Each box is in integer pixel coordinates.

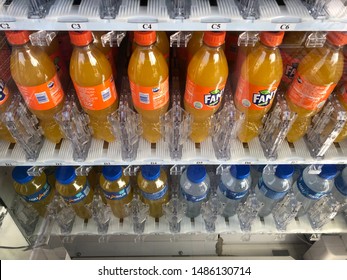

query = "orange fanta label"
[
  {"left": 280, "top": 50, "right": 302, "bottom": 85},
  {"left": 17, "top": 74, "right": 64, "bottom": 111},
  {"left": 184, "top": 77, "right": 225, "bottom": 110},
  {"left": 130, "top": 77, "right": 169, "bottom": 110},
  {"left": 287, "top": 73, "right": 336, "bottom": 111},
  {"left": 73, "top": 76, "right": 117, "bottom": 111},
  {"left": 0, "top": 84, "right": 9, "bottom": 105},
  {"left": 235, "top": 75, "right": 278, "bottom": 110}
]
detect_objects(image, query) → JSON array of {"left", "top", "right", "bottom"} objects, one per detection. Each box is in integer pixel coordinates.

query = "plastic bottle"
[
  {"left": 217, "top": 165, "right": 252, "bottom": 217},
  {"left": 6, "top": 31, "right": 65, "bottom": 143},
  {"left": 156, "top": 31, "right": 170, "bottom": 64},
  {"left": 180, "top": 165, "right": 210, "bottom": 218},
  {"left": 57, "top": 32, "right": 73, "bottom": 68},
  {"left": 69, "top": 31, "right": 118, "bottom": 143},
  {"left": 55, "top": 166, "right": 94, "bottom": 219},
  {"left": 234, "top": 31, "right": 284, "bottom": 143},
  {"left": 285, "top": 32, "right": 347, "bottom": 143},
  {"left": 0, "top": 81, "right": 15, "bottom": 143},
  {"left": 255, "top": 165, "right": 294, "bottom": 217},
  {"left": 332, "top": 167, "right": 347, "bottom": 213},
  {"left": 335, "top": 82, "right": 347, "bottom": 142},
  {"left": 187, "top": 31, "right": 203, "bottom": 63},
  {"left": 184, "top": 31, "right": 228, "bottom": 143},
  {"left": 100, "top": 166, "right": 133, "bottom": 218},
  {"left": 128, "top": 31, "right": 169, "bottom": 143},
  {"left": 293, "top": 165, "right": 337, "bottom": 217},
  {"left": 12, "top": 166, "right": 54, "bottom": 217},
  {"left": 137, "top": 165, "right": 169, "bottom": 218}
]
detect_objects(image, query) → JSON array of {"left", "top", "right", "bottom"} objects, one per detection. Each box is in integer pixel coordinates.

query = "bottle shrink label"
[
  {"left": 141, "top": 184, "right": 168, "bottom": 201},
  {"left": 338, "top": 82, "right": 347, "bottom": 104},
  {"left": 73, "top": 75, "right": 117, "bottom": 111},
  {"left": 62, "top": 182, "right": 91, "bottom": 204},
  {"left": 258, "top": 177, "right": 287, "bottom": 200},
  {"left": 218, "top": 183, "right": 248, "bottom": 200},
  {"left": 181, "top": 188, "right": 208, "bottom": 203},
  {"left": 184, "top": 77, "right": 226, "bottom": 111},
  {"left": 280, "top": 50, "right": 302, "bottom": 85},
  {"left": 296, "top": 176, "right": 327, "bottom": 200},
  {"left": 22, "top": 183, "right": 51, "bottom": 203},
  {"left": 234, "top": 75, "right": 279, "bottom": 110},
  {"left": 103, "top": 184, "right": 131, "bottom": 200},
  {"left": 130, "top": 77, "right": 169, "bottom": 111},
  {"left": 17, "top": 74, "right": 64, "bottom": 111},
  {"left": 286, "top": 73, "right": 336, "bottom": 111},
  {"left": 0, "top": 84, "right": 9, "bottom": 105}
]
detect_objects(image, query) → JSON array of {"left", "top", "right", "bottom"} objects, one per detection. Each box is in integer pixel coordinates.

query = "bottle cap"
[
  {"left": 275, "top": 165, "right": 294, "bottom": 179},
  {"left": 326, "top": 32, "right": 347, "bottom": 47},
  {"left": 102, "top": 166, "right": 123, "bottom": 181},
  {"left": 187, "top": 165, "right": 207, "bottom": 184},
  {"left": 5, "top": 31, "right": 30, "bottom": 45},
  {"left": 259, "top": 31, "right": 285, "bottom": 47},
  {"left": 230, "top": 165, "right": 250, "bottom": 179},
  {"left": 334, "top": 173, "right": 347, "bottom": 196},
  {"left": 12, "top": 166, "right": 34, "bottom": 184},
  {"left": 134, "top": 31, "right": 156, "bottom": 46},
  {"left": 319, "top": 165, "right": 338, "bottom": 180},
  {"left": 69, "top": 31, "right": 93, "bottom": 46},
  {"left": 203, "top": 31, "right": 226, "bottom": 47},
  {"left": 55, "top": 166, "right": 76, "bottom": 185},
  {"left": 141, "top": 165, "right": 161, "bottom": 181}
]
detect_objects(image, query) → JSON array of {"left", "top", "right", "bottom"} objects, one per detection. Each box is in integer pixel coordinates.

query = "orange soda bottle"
[
  {"left": 69, "top": 31, "right": 118, "bottom": 143},
  {"left": 184, "top": 31, "right": 228, "bottom": 143},
  {"left": 285, "top": 31, "right": 347, "bottom": 143},
  {"left": 128, "top": 31, "right": 169, "bottom": 143},
  {"left": 234, "top": 31, "right": 284, "bottom": 143},
  {"left": 187, "top": 32, "right": 204, "bottom": 63},
  {"left": 0, "top": 81, "right": 15, "bottom": 143}
]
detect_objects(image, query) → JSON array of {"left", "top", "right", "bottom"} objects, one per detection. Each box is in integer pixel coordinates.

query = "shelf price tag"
[
  {"left": 276, "top": 23, "right": 296, "bottom": 31},
  {"left": 0, "top": 22, "right": 15, "bottom": 30},
  {"left": 66, "top": 23, "right": 88, "bottom": 30},
  {"left": 138, "top": 23, "right": 158, "bottom": 30},
  {"left": 206, "top": 23, "right": 227, "bottom": 30}
]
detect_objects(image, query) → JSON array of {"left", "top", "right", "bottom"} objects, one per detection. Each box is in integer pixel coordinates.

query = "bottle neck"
[
  {"left": 325, "top": 40, "right": 342, "bottom": 51},
  {"left": 202, "top": 43, "right": 223, "bottom": 51},
  {"left": 259, "top": 41, "right": 277, "bottom": 50}
]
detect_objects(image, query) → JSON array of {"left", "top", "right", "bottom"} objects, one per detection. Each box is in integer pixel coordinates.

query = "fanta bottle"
[
  {"left": 187, "top": 32, "right": 204, "bottom": 63},
  {"left": 69, "top": 31, "right": 118, "bottom": 143},
  {"left": 184, "top": 31, "right": 228, "bottom": 143},
  {"left": 128, "top": 31, "right": 169, "bottom": 143},
  {"left": 100, "top": 166, "right": 133, "bottom": 218},
  {"left": 0, "top": 80, "right": 15, "bottom": 143},
  {"left": 156, "top": 31, "right": 170, "bottom": 64},
  {"left": 6, "top": 31, "right": 65, "bottom": 143},
  {"left": 57, "top": 32, "right": 73, "bottom": 68},
  {"left": 12, "top": 166, "right": 54, "bottom": 217},
  {"left": 234, "top": 31, "right": 284, "bottom": 143},
  {"left": 138, "top": 165, "right": 169, "bottom": 218},
  {"left": 55, "top": 166, "right": 94, "bottom": 220},
  {"left": 285, "top": 32, "right": 347, "bottom": 143}
]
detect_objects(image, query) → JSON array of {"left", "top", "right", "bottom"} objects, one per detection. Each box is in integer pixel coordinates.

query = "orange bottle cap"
[
  {"left": 327, "top": 32, "right": 347, "bottom": 47},
  {"left": 260, "top": 31, "right": 285, "bottom": 47},
  {"left": 203, "top": 31, "right": 226, "bottom": 47},
  {"left": 134, "top": 31, "right": 156, "bottom": 46},
  {"left": 5, "top": 31, "right": 30, "bottom": 45},
  {"left": 69, "top": 31, "right": 93, "bottom": 46}
]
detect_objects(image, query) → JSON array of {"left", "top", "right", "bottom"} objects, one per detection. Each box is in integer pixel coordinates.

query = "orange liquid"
[
  {"left": 187, "top": 32, "right": 204, "bottom": 63},
  {"left": 0, "top": 85, "right": 15, "bottom": 143}
]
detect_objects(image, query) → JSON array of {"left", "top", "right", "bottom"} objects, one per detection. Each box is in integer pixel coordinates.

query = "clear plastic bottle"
[
  {"left": 285, "top": 32, "right": 347, "bottom": 143},
  {"left": 0, "top": 81, "right": 15, "bottom": 143},
  {"left": 55, "top": 166, "right": 94, "bottom": 220},
  {"left": 69, "top": 31, "right": 118, "bottom": 143},
  {"left": 128, "top": 31, "right": 169, "bottom": 143},
  {"left": 187, "top": 31, "right": 204, "bottom": 63},
  {"left": 100, "top": 166, "right": 133, "bottom": 218},
  {"left": 180, "top": 165, "right": 210, "bottom": 218},
  {"left": 234, "top": 31, "right": 284, "bottom": 143},
  {"left": 6, "top": 31, "right": 65, "bottom": 143},
  {"left": 138, "top": 165, "right": 169, "bottom": 218},
  {"left": 334, "top": 82, "right": 347, "bottom": 142},
  {"left": 156, "top": 31, "right": 170, "bottom": 64},
  {"left": 184, "top": 31, "right": 228, "bottom": 143},
  {"left": 217, "top": 165, "right": 252, "bottom": 217},
  {"left": 12, "top": 166, "right": 54, "bottom": 217},
  {"left": 293, "top": 165, "right": 337, "bottom": 217},
  {"left": 332, "top": 167, "right": 347, "bottom": 213},
  {"left": 255, "top": 165, "right": 294, "bottom": 217}
]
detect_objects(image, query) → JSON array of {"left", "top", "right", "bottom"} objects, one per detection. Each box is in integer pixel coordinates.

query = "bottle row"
[
  {"left": 1, "top": 30, "right": 347, "bottom": 162},
  {"left": 8, "top": 164, "right": 347, "bottom": 234}
]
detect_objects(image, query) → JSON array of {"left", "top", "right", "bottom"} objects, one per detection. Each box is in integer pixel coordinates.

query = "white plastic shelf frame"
[
  {"left": 1, "top": 136, "right": 347, "bottom": 166},
  {"left": 0, "top": 0, "right": 346, "bottom": 31}
]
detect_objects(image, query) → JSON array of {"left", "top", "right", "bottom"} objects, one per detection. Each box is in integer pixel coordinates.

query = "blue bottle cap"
[
  {"left": 275, "top": 165, "right": 294, "bottom": 179},
  {"left": 55, "top": 166, "right": 76, "bottom": 185},
  {"left": 230, "top": 165, "right": 250, "bottom": 179},
  {"left": 187, "top": 165, "right": 207, "bottom": 184},
  {"left": 102, "top": 166, "right": 123, "bottom": 181},
  {"left": 319, "top": 165, "right": 338, "bottom": 180},
  {"left": 141, "top": 165, "right": 161, "bottom": 181},
  {"left": 12, "top": 166, "right": 34, "bottom": 184},
  {"left": 334, "top": 173, "right": 347, "bottom": 196}
]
